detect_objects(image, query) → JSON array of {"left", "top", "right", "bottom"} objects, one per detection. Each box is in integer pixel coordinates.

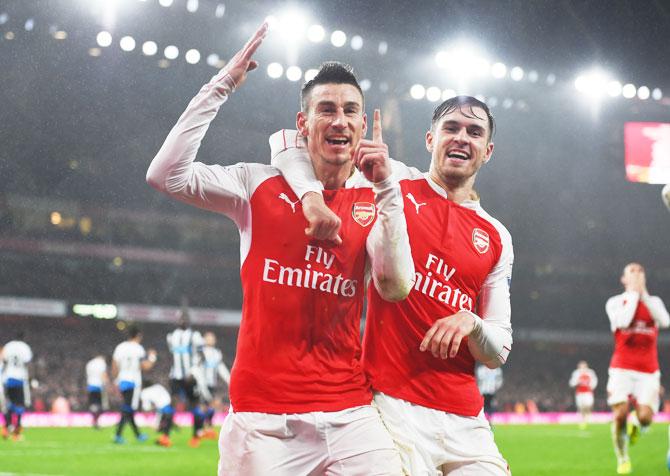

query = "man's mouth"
[
  {"left": 446, "top": 149, "right": 470, "bottom": 160},
  {"left": 326, "top": 136, "right": 350, "bottom": 146}
]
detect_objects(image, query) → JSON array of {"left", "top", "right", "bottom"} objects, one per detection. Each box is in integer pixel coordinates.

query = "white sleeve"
[
  {"left": 365, "top": 177, "right": 415, "bottom": 302},
  {"left": 606, "top": 292, "right": 640, "bottom": 331},
  {"left": 569, "top": 370, "right": 578, "bottom": 387},
  {"left": 146, "top": 73, "right": 251, "bottom": 227},
  {"left": 269, "top": 130, "right": 323, "bottom": 199},
  {"left": 218, "top": 361, "right": 231, "bottom": 386},
  {"left": 466, "top": 230, "right": 514, "bottom": 368},
  {"left": 591, "top": 370, "right": 598, "bottom": 390},
  {"left": 641, "top": 294, "right": 670, "bottom": 328}
]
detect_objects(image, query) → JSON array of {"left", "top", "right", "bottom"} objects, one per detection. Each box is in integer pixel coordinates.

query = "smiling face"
[
  {"left": 296, "top": 83, "right": 367, "bottom": 168},
  {"left": 427, "top": 105, "right": 494, "bottom": 186}
]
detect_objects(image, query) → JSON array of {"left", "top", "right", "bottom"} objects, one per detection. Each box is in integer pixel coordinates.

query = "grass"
[{"left": 1, "top": 423, "right": 668, "bottom": 475}]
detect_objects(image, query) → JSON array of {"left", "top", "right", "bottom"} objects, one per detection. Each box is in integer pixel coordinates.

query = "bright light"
[
  {"left": 652, "top": 88, "right": 663, "bottom": 100},
  {"left": 0, "top": 13, "right": 7, "bottom": 25},
  {"left": 89, "top": 47, "right": 101, "bottom": 57},
  {"left": 331, "top": 30, "right": 346, "bottom": 47},
  {"left": 267, "top": 62, "right": 283, "bottom": 79},
  {"left": 434, "top": 43, "right": 490, "bottom": 77},
  {"left": 350, "top": 35, "right": 363, "bottom": 50},
  {"left": 215, "top": 3, "right": 225, "bottom": 18},
  {"left": 528, "top": 70, "right": 539, "bottom": 83},
  {"left": 53, "top": 30, "right": 67, "bottom": 40},
  {"left": 4, "top": 31, "right": 14, "bottom": 40},
  {"left": 142, "top": 41, "right": 157, "bottom": 56},
  {"left": 207, "top": 53, "right": 220, "bottom": 67},
  {"left": 186, "top": 0, "right": 198, "bottom": 13},
  {"left": 606, "top": 80, "right": 622, "bottom": 97},
  {"left": 119, "top": 36, "right": 136, "bottom": 52},
  {"left": 622, "top": 83, "right": 636, "bottom": 99},
  {"left": 307, "top": 24, "right": 325, "bottom": 42},
  {"left": 360, "top": 79, "right": 371, "bottom": 91},
  {"left": 304, "top": 69, "right": 318, "bottom": 81},
  {"left": 50, "top": 212, "right": 62, "bottom": 225},
  {"left": 573, "top": 70, "right": 609, "bottom": 98},
  {"left": 546, "top": 74, "right": 556, "bottom": 86},
  {"left": 410, "top": 84, "right": 426, "bottom": 100},
  {"left": 637, "top": 86, "right": 650, "bottom": 100},
  {"left": 273, "top": 9, "right": 308, "bottom": 43},
  {"left": 96, "top": 31, "right": 112, "bottom": 47},
  {"left": 491, "top": 62, "right": 507, "bottom": 78},
  {"left": 185, "top": 49, "right": 201, "bottom": 64},
  {"left": 378, "top": 41, "right": 388, "bottom": 55},
  {"left": 164, "top": 45, "right": 179, "bottom": 60},
  {"left": 24, "top": 18, "right": 34, "bottom": 31},
  {"left": 426, "top": 86, "right": 441, "bottom": 102},
  {"left": 158, "top": 59, "right": 170, "bottom": 69},
  {"left": 286, "top": 66, "right": 302, "bottom": 81},
  {"left": 510, "top": 66, "right": 524, "bottom": 81},
  {"left": 442, "top": 88, "right": 456, "bottom": 100},
  {"left": 158, "top": 0, "right": 173, "bottom": 7}
]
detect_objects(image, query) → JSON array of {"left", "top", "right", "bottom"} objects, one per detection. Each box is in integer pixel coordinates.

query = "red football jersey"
[{"left": 609, "top": 299, "right": 659, "bottom": 373}]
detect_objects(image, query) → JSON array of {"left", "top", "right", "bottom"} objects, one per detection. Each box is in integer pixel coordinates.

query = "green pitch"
[{"left": 0, "top": 424, "right": 668, "bottom": 475}]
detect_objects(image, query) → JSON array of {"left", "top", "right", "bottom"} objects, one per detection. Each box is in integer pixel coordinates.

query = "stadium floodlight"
[
  {"left": 267, "top": 62, "right": 283, "bottom": 79},
  {"left": 378, "top": 41, "right": 388, "bottom": 55},
  {"left": 215, "top": 3, "right": 225, "bottom": 18},
  {"left": 186, "top": 0, "right": 198, "bottom": 13},
  {"left": 53, "top": 30, "right": 67, "bottom": 40},
  {"left": 24, "top": 18, "right": 34, "bottom": 31},
  {"left": 351, "top": 35, "right": 363, "bottom": 50},
  {"left": 185, "top": 49, "right": 201, "bottom": 64},
  {"left": 510, "top": 66, "right": 524, "bottom": 81},
  {"left": 528, "top": 70, "right": 539, "bottom": 83},
  {"left": 272, "top": 8, "right": 309, "bottom": 43},
  {"left": 4, "top": 31, "right": 14, "bottom": 40},
  {"left": 652, "top": 88, "right": 663, "bottom": 101},
  {"left": 573, "top": 70, "right": 609, "bottom": 99},
  {"left": 142, "top": 40, "right": 157, "bottom": 56},
  {"left": 637, "top": 86, "right": 650, "bottom": 100},
  {"left": 360, "top": 79, "right": 371, "bottom": 91},
  {"left": 606, "top": 80, "right": 622, "bottom": 97},
  {"left": 119, "top": 35, "right": 136, "bottom": 52},
  {"left": 50, "top": 211, "right": 62, "bottom": 225},
  {"left": 0, "top": 13, "right": 7, "bottom": 25},
  {"left": 546, "top": 74, "right": 556, "bottom": 86},
  {"left": 491, "top": 62, "right": 507, "bottom": 79},
  {"left": 158, "top": 0, "right": 173, "bottom": 7},
  {"left": 96, "top": 31, "right": 112, "bottom": 47},
  {"left": 410, "top": 84, "right": 426, "bottom": 100},
  {"left": 164, "top": 45, "right": 179, "bottom": 60},
  {"left": 442, "top": 88, "right": 456, "bottom": 100},
  {"left": 435, "top": 43, "right": 490, "bottom": 78},
  {"left": 622, "top": 83, "right": 636, "bottom": 99},
  {"left": 286, "top": 66, "right": 302, "bottom": 81},
  {"left": 304, "top": 68, "right": 318, "bottom": 81},
  {"left": 426, "top": 86, "right": 442, "bottom": 102},
  {"left": 307, "top": 24, "right": 325, "bottom": 42},
  {"left": 331, "top": 30, "right": 346, "bottom": 47},
  {"left": 207, "top": 53, "right": 220, "bottom": 67},
  {"left": 89, "top": 47, "right": 101, "bottom": 57}
]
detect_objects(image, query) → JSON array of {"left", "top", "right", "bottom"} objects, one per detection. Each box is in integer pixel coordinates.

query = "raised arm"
[
  {"left": 146, "top": 23, "right": 268, "bottom": 224},
  {"left": 642, "top": 294, "right": 670, "bottom": 328},
  {"left": 606, "top": 292, "right": 640, "bottom": 331}
]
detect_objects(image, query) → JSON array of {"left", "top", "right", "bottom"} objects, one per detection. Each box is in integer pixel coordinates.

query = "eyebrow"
[
  {"left": 442, "top": 120, "right": 486, "bottom": 132},
  {"left": 315, "top": 100, "right": 361, "bottom": 110}
]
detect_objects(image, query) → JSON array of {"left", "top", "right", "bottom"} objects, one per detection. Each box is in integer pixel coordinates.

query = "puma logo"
[
  {"left": 406, "top": 193, "right": 426, "bottom": 214},
  {"left": 279, "top": 193, "right": 300, "bottom": 213}
]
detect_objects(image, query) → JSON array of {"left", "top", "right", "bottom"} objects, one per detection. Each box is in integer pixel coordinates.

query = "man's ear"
[
  {"left": 425, "top": 130, "right": 434, "bottom": 153},
  {"left": 483, "top": 142, "right": 494, "bottom": 164},
  {"left": 296, "top": 111, "right": 308, "bottom": 137}
]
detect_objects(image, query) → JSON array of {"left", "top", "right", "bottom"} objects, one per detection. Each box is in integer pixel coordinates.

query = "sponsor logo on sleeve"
[{"left": 352, "top": 202, "right": 376, "bottom": 227}]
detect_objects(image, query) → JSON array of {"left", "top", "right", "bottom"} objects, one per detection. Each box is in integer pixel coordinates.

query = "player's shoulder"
[{"left": 389, "top": 159, "right": 424, "bottom": 181}]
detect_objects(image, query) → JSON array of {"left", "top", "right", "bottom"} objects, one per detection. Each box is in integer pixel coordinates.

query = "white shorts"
[
  {"left": 606, "top": 368, "right": 660, "bottom": 411},
  {"left": 218, "top": 405, "right": 402, "bottom": 476},
  {"left": 575, "top": 392, "right": 594, "bottom": 411},
  {"left": 373, "top": 392, "right": 510, "bottom": 476}
]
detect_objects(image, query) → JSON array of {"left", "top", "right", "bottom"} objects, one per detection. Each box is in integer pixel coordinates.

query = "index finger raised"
[{"left": 372, "top": 108, "right": 383, "bottom": 144}]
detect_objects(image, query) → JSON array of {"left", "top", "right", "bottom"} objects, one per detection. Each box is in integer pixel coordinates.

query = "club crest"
[
  {"left": 472, "top": 228, "right": 490, "bottom": 254},
  {"left": 352, "top": 202, "right": 376, "bottom": 227}
]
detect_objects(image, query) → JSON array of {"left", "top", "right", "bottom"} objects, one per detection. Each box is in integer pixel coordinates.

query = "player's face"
[
  {"left": 427, "top": 107, "right": 494, "bottom": 185},
  {"left": 297, "top": 83, "right": 367, "bottom": 168},
  {"left": 621, "top": 263, "right": 646, "bottom": 288}
]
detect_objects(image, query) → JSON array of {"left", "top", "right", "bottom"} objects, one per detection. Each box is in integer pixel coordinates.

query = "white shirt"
[
  {"left": 112, "top": 341, "right": 146, "bottom": 385},
  {"left": 2, "top": 340, "right": 32, "bottom": 381},
  {"left": 141, "top": 384, "right": 171, "bottom": 411},
  {"left": 167, "top": 328, "right": 204, "bottom": 380},
  {"left": 203, "top": 346, "right": 231, "bottom": 387},
  {"left": 476, "top": 365, "right": 503, "bottom": 395},
  {"left": 86, "top": 357, "right": 107, "bottom": 388},
  {"left": 606, "top": 291, "right": 670, "bottom": 331}
]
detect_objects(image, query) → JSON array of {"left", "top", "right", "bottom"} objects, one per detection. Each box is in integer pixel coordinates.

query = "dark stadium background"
[{"left": 1, "top": 0, "right": 669, "bottom": 413}]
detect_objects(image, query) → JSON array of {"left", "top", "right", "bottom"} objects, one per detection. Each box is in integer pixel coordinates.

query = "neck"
[
  {"left": 429, "top": 171, "right": 476, "bottom": 204},
  {"left": 312, "top": 160, "right": 355, "bottom": 190}
]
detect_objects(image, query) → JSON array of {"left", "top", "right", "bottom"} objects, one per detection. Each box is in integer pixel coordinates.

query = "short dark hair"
[
  {"left": 300, "top": 62, "right": 363, "bottom": 112},
  {"left": 431, "top": 96, "right": 495, "bottom": 141},
  {"left": 127, "top": 324, "right": 141, "bottom": 339}
]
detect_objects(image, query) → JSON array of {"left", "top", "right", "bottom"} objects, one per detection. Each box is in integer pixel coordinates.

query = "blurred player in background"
[
  {"left": 569, "top": 360, "right": 597, "bottom": 429},
  {"left": 112, "top": 325, "right": 157, "bottom": 444},
  {"left": 166, "top": 309, "right": 207, "bottom": 447},
  {"left": 271, "top": 94, "right": 513, "bottom": 474},
  {"left": 201, "top": 331, "right": 230, "bottom": 438},
  {"left": 85, "top": 354, "right": 109, "bottom": 429},
  {"left": 606, "top": 263, "right": 669, "bottom": 474},
  {"left": 477, "top": 364, "right": 503, "bottom": 421},
  {"left": 140, "top": 380, "right": 175, "bottom": 447},
  {"left": 2, "top": 333, "right": 33, "bottom": 440},
  {"left": 662, "top": 184, "right": 670, "bottom": 211}
]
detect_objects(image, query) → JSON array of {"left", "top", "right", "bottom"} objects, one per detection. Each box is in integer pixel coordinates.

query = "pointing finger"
[{"left": 372, "top": 108, "right": 383, "bottom": 144}]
